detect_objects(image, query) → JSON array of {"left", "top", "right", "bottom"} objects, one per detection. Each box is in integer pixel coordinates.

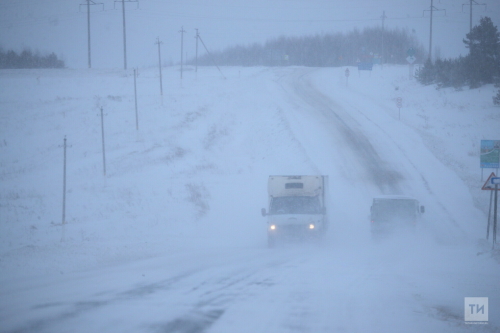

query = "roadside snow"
[{"left": 1, "top": 65, "right": 499, "bottom": 332}]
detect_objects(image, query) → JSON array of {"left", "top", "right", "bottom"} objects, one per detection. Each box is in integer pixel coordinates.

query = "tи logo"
[{"left": 464, "top": 297, "right": 488, "bottom": 323}]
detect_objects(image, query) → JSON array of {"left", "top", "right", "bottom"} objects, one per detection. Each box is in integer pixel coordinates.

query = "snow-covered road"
[
  {"left": 2, "top": 238, "right": 498, "bottom": 332},
  {"left": 1, "top": 66, "right": 499, "bottom": 332}
]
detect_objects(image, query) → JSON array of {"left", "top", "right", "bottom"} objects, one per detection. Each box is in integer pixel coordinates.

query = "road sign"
[
  {"left": 482, "top": 172, "right": 497, "bottom": 190},
  {"left": 407, "top": 48, "right": 415, "bottom": 57},
  {"left": 406, "top": 56, "right": 416, "bottom": 64},
  {"left": 357, "top": 62, "right": 373, "bottom": 71},
  {"left": 492, "top": 177, "right": 500, "bottom": 185},
  {"left": 481, "top": 140, "right": 500, "bottom": 168}
]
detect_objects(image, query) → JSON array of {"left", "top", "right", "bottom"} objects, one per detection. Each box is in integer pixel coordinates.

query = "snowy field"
[{"left": 0, "top": 65, "right": 499, "bottom": 332}]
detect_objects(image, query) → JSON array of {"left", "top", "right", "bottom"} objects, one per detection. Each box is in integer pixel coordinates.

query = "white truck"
[{"left": 261, "top": 175, "right": 329, "bottom": 247}]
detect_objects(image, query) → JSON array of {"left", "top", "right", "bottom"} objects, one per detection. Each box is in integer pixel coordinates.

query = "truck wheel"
[{"left": 268, "top": 235, "right": 276, "bottom": 248}]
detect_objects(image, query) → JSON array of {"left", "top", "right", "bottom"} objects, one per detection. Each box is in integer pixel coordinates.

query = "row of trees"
[
  {"left": 192, "top": 26, "right": 424, "bottom": 67},
  {"left": 0, "top": 48, "right": 65, "bottom": 69},
  {"left": 416, "top": 17, "right": 500, "bottom": 105}
]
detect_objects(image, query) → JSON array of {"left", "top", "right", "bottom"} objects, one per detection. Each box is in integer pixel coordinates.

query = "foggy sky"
[{"left": 1, "top": 0, "right": 499, "bottom": 69}]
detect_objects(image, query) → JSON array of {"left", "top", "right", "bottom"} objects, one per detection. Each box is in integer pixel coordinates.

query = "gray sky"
[{"left": 1, "top": 0, "right": 499, "bottom": 69}]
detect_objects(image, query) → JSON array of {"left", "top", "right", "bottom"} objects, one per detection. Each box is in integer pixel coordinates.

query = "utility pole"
[
  {"left": 155, "top": 37, "right": 163, "bottom": 95},
  {"left": 60, "top": 136, "right": 71, "bottom": 225},
  {"left": 195, "top": 28, "right": 199, "bottom": 73},
  {"left": 79, "top": 1, "right": 103, "bottom": 69},
  {"left": 62, "top": 136, "right": 67, "bottom": 224},
  {"left": 462, "top": 1, "right": 486, "bottom": 34},
  {"left": 114, "top": 0, "right": 138, "bottom": 70},
  {"left": 87, "top": 1, "right": 92, "bottom": 69},
  {"left": 121, "top": 0, "right": 127, "bottom": 69},
  {"left": 100, "top": 107, "right": 106, "bottom": 176},
  {"left": 381, "top": 10, "right": 387, "bottom": 64},
  {"left": 179, "top": 26, "right": 186, "bottom": 79},
  {"left": 133, "top": 68, "right": 138, "bottom": 130},
  {"left": 423, "top": 0, "right": 445, "bottom": 62},
  {"left": 428, "top": 0, "right": 433, "bottom": 62},
  {"left": 462, "top": 0, "right": 473, "bottom": 33}
]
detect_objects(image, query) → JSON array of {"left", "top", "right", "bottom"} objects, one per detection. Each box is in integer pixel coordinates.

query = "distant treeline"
[
  {"left": 191, "top": 26, "right": 425, "bottom": 67},
  {"left": 0, "top": 48, "right": 65, "bottom": 69}
]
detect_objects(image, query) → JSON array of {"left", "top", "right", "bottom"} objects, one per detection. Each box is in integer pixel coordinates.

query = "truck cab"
[{"left": 261, "top": 175, "right": 328, "bottom": 247}]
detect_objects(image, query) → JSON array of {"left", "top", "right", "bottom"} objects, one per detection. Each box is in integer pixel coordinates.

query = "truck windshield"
[
  {"left": 269, "top": 196, "right": 322, "bottom": 214},
  {"left": 372, "top": 199, "right": 416, "bottom": 221}
]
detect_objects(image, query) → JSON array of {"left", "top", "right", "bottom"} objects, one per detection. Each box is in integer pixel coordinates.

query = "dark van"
[{"left": 370, "top": 195, "right": 424, "bottom": 236}]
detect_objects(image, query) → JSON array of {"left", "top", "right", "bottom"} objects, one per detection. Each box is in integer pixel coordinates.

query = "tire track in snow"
[
  {"left": 307, "top": 71, "right": 467, "bottom": 233},
  {"left": 6, "top": 271, "right": 195, "bottom": 333},
  {"left": 273, "top": 105, "right": 322, "bottom": 175},
  {"left": 149, "top": 256, "right": 297, "bottom": 333},
  {"left": 275, "top": 68, "right": 404, "bottom": 194}
]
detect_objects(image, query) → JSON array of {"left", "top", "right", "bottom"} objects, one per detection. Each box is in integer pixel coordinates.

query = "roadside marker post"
[{"left": 396, "top": 97, "right": 402, "bottom": 120}]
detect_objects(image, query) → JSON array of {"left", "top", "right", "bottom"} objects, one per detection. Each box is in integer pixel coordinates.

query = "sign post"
[
  {"left": 345, "top": 68, "right": 350, "bottom": 86},
  {"left": 406, "top": 48, "right": 416, "bottom": 80},
  {"left": 492, "top": 177, "right": 499, "bottom": 248},
  {"left": 396, "top": 97, "right": 402, "bottom": 120},
  {"left": 482, "top": 172, "right": 499, "bottom": 248}
]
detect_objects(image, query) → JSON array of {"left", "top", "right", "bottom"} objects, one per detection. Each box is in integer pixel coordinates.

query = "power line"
[
  {"left": 197, "top": 32, "right": 225, "bottom": 79},
  {"left": 130, "top": 10, "right": 426, "bottom": 23},
  {"left": 5, "top": 5, "right": 486, "bottom": 30}
]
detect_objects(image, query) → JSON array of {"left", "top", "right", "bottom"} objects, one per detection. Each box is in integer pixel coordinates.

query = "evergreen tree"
[
  {"left": 416, "top": 59, "right": 436, "bottom": 85},
  {"left": 463, "top": 17, "right": 500, "bottom": 88},
  {"left": 431, "top": 57, "right": 468, "bottom": 89},
  {"left": 494, "top": 88, "right": 500, "bottom": 105},
  {"left": 417, "top": 16, "right": 500, "bottom": 103}
]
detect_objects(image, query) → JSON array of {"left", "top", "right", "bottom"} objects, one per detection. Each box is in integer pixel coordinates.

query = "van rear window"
[{"left": 285, "top": 183, "right": 303, "bottom": 189}]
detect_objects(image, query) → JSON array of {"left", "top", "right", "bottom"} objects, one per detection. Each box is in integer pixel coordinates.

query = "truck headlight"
[{"left": 270, "top": 225, "right": 276, "bottom": 231}]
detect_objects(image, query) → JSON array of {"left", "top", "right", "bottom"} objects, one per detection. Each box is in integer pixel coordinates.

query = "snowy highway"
[
  {"left": 1, "top": 66, "right": 499, "bottom": 332},
  {"left": 2, "top": 237, "right": 498, "bottom": 333}
]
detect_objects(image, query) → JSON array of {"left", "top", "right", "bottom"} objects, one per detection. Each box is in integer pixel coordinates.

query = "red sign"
[{"left": 482, "top": 172, "right": 497, "bottom": 190}]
